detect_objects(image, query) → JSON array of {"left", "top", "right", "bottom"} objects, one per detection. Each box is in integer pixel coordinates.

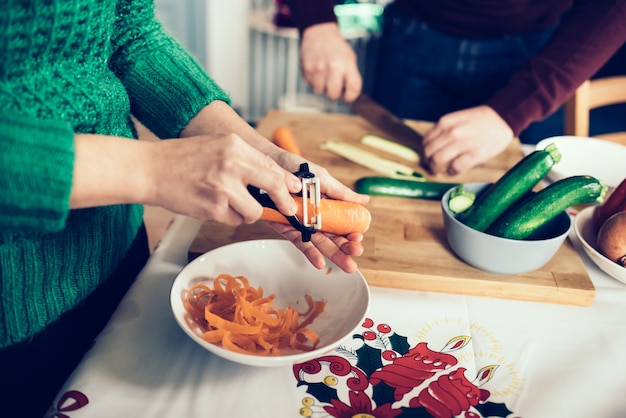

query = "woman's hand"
[
  {"left": 269, "top": 152, "right": 370, "bottom": 273},
  {"left": 73, "top": 100, "right": 371, "bottom": 273},
  {"left": 141, "top": 134, "right": 302, "bottom": 225},
  {"left": 422, "top": 106, "right": 514, "bottom": 175},
  {"left": 269, "top": 222, "right": 364, "bottom": 274},
  {"left": 180, "top": 101, "right": 370, "bottom": 273},
  {"left": 71, "top": 131, "right": 301, "bottom": 225}
]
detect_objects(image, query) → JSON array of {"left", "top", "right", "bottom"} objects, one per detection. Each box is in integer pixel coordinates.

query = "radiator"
[{"left": 246, "top": 5, "right": 380, "bottom": 123}]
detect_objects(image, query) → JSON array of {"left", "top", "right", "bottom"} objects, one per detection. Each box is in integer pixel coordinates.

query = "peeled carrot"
[
  {"left": 272, "top": 126, "right": 302, "bottom": 156},
  {"left": 183, "top": 274, "right": 326, "bottom": 355},
  {"left": 260, "top": 197, "right": 371, "bottom": 235}
]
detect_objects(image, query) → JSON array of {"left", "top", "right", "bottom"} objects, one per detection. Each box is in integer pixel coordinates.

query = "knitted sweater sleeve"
[
  {"left": 109, "top": 0, "right": 231, "bottom": 139},
  {"left": 0, "top": 114, "right": 75, "bottom": 233},
  {"left": 486, "top": 0, "right": 626, "bottom": 136}
]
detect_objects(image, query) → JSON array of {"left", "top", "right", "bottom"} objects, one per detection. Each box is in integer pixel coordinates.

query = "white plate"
[
  {"left": 574, "top": 206, "right": 626, "bottom": 284},
  {"left": 170, "top": 239, "right": 370, "bottom": 367},
  {"left": 535, "top": 136, "right": 626, "bottom": 188}
]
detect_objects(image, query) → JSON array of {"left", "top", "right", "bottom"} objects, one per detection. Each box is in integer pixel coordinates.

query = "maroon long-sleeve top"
[{"left": 287, "top": 0, "right": 626, "bottom": 136}]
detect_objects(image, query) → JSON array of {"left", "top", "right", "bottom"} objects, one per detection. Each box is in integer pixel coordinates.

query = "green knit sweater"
[{"left": 0, "top": 0, "right": 230, "bottom": 348}]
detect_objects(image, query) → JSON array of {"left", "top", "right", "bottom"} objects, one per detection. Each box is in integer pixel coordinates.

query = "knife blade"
[{"left": 351, "top": 93, "right": 425, "bottom": 161}]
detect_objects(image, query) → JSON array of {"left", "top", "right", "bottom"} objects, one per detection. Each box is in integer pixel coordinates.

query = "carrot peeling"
[
  {"left": 183, "top": 274, "right": 327, "bottom": 356},
  {"left": 260, "top": 197, "right": 372, "bottom": 235}
]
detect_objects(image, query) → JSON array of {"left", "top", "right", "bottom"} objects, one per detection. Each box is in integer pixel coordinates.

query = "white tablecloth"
[{"left": 45, "top": 209, "right": 626, "bottom": 418}]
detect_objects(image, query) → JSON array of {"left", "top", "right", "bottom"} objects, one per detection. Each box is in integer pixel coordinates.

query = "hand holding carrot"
[
  {"left": 263, "top": 154, "right": 370, "bottom": 274},
  {"left": 179, "top": 104, "right": 369, "bottom": 274}
]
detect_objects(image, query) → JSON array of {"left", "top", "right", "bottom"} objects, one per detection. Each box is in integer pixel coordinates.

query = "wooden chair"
[{"left": 564, "top": 75, "right": 626, "bottom": 145}]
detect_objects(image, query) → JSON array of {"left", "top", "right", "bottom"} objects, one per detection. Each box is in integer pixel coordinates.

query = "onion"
[{"left": 597, "top": 211, "right": 626, "bottom": 267}]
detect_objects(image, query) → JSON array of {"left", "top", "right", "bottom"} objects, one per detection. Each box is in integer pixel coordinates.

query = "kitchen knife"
[{"left": 351, "top": 93, "right": 425, "bottom": 162}]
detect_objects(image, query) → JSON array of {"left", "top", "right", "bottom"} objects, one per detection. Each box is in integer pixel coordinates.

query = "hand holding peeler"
[{"left": 248, "top": 163, "right": 322, "bottom": 242}]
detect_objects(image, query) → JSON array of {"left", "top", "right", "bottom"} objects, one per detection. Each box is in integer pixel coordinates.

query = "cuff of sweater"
[
  {"left": 288, "top": 0, "right": 338, "bottom": 33},
  {"left": 486, "top": 88, "right": 546, "bottom": 137},
  {"left": 0, "top": 113, "right": 74, "bottom": 232},
  {"left": 125, "top": 49, "right": 231, "bottom": 139}
]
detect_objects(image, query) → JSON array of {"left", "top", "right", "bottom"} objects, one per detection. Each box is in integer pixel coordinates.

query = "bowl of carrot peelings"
[{"left": 170, "top": 239, "right": 370, "bottom": 367}]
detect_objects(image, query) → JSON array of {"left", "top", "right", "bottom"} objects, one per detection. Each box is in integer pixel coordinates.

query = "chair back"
[{"left": 564, "top": 75, "right": 626, "bottom": 145}]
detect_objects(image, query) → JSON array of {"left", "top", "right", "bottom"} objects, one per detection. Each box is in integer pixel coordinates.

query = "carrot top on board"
[{"left": 272, "top": 126, "right": 303, "bottom": 156}]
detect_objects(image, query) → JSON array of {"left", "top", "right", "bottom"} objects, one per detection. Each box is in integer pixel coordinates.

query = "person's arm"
[
  {"left": 0, "top": 113, "right": 75, "bottom": 234},
  {"left": 423, "top": 0, "right": 626, "bottom": 175},
  {"left": 286, "top": 0, "right": 362, "bottom": 102},
  {"left": 70, "top": 116, "right": 300, "bottom": 227},
  {"left": 180, "top": 101, "right": 370, "bottom": 273},
  {"left": 106, "top": 0, "right": 368, "bottom": 272},
  {"left": 109, "top": 0, "right": 230, "bottom": 140},
  {"left": 487, "top": 0, "right": 626, "bottom": 137},
  {"left": 69, "top": 99, "right": 368, "bottom": 275}
]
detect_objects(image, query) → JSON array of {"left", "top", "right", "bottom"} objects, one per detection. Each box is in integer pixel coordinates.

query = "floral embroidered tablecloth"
[{"left": 47, "top": 216, "right": 626, "bottom": 418}]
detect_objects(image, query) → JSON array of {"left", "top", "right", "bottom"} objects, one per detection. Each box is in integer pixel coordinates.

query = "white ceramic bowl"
[
  {"left": 574, "top": 206, "right": 626, "bottom": 284},
  {"left": 535, "top": 136, "right": 626, "bottom": 188},
  {"left": 441, "top": 183, "right": 572, "bottom": 275},
  {"left": 170, "top": 239, "right": 370, "bottom": 367}
]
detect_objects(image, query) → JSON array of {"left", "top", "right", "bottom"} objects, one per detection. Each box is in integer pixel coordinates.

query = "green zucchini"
[
  {"left": 354, "top": 176, "right": 458, "bottom": 200},
  {"left": 461, "top": 143, "right": 562, "bottom": 232},
  {"left": 448, "top": 185, "right": 476, "bottom": 213},
  {"left": 488, "top": 175, "right": 607, "bottom": 240}
]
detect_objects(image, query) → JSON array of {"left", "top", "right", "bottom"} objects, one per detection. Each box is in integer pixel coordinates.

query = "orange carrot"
[
  {"left": 182, "top": 274, "right": 326, "bottom": 356},
  {"left": 261, "top": 197, "right": 371, "bottom": 235},
  {"left": 272, "top": 126, "right": 302, "bottom": 156}
]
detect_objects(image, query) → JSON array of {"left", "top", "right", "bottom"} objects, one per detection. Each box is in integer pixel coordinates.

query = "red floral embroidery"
[
  {"left": 324, "top": 390, "right": 401, "bottom": 418},
  {"left": 408, "top": 367, "right": 490, "bottom": 417},
  {"left": 50, "top": 390, "right": 89, "bottom": 418},
  {"left": 370, "top": 342, "right": 459, "bottom": 401},
  {"left": 293, "top": 318, "right": 514, "bottom": 417}
]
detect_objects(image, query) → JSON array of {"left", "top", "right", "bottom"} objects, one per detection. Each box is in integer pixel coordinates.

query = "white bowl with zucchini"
[{"left": 441, "top": 143, "right": 607, "bottom": 275}]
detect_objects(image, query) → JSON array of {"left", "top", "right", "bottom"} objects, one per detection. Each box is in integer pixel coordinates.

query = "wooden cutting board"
[{"left": 189, "top": 110, "right": 595, "bottom": 306}]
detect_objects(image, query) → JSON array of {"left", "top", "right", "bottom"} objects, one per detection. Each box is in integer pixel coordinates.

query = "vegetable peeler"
[{"left": 248, "top": 163, "right": 321, "bottom": 242}]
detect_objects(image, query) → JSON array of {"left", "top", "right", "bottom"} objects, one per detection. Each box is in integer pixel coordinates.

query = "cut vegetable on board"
[
  {"left": 355, "top": 176, "right": 458, "bottom": 200},
  {"left": 320, "top": 140, "right": 424, "bottom": 179},
  {"left": 360, "top": 134, "right": 420, "bottom": 163}
]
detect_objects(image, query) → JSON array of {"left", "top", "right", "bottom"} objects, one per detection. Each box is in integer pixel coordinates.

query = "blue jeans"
[{"left": 373, "top": 3, "right": 556, "bottom": 123}]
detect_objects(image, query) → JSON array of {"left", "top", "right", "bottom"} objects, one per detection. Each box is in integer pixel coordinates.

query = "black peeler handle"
[{"left": 248, "top": 163, "right": 317, "bottom": 242}]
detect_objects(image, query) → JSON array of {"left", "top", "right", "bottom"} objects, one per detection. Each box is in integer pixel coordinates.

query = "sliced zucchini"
[{"left": 448, "top": 185, "right": 476, "bottom": 214}]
